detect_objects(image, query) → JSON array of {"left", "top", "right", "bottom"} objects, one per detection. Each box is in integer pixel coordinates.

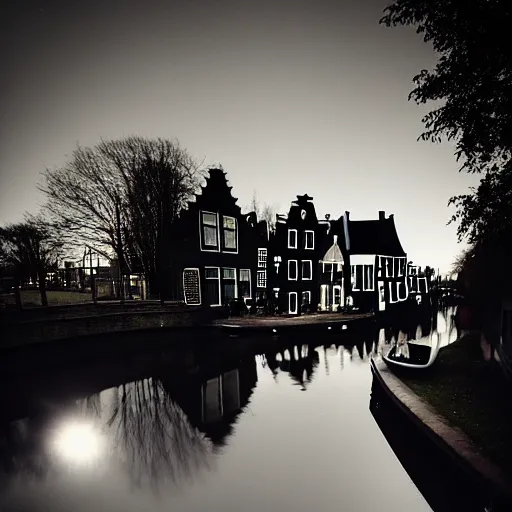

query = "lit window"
[
  {"left": 258, "top": 248, "right": 267, "bottom": 268},
  {"left": 257, "top": 270, "right": 267, "bottom": 288},
  {"left": 222, "top": 268, "right": 236, "bottom": 280},
  {"left": 202, "top": 211, "right": 218, "bottom": 248},
  {"left": 239, "top": 269, "right": 251, "bottom": 299},
  {"left": 222, "top": 216, "right": 237, "bottom": 250}
]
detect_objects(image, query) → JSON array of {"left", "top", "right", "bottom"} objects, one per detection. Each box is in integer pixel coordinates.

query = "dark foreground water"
[{"left": 0, "top": 308, "right": 474, "bottom": 512}]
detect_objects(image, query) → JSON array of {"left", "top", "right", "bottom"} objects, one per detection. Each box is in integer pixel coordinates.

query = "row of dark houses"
[
  {"left": 168, "top": 168, "right": 432, "bottom": 315},
  {"left": 52, "top": 167, "right": 432, "bottom": 314}
]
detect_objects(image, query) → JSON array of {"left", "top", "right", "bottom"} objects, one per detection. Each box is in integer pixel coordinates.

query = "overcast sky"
[{"left": 0, "top": 0, "right": 479, "bottom": 274}]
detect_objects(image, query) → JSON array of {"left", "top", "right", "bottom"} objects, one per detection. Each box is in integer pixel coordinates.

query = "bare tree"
[
  {"left": 39, "top": 137, "right": 203, "bottom": 299},
  {"left": 39, "top": 144, "right": 129, "bottom": 296},
  {"left": 0, "top": 216, "right": 63, "bottom": 307},
  {"left": 97, "top": 137, "right": 204, "bottom": 299},
  {"left": 247, "top": 190, "right": 277, "bottom": 233}
]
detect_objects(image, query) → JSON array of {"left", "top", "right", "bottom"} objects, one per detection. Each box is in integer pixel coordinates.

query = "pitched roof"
[
  {"left": 346, "top": 216, "right": 405, "bottom": 256},
  {"left": 322, "top": 235, "right": 344, "bottom": 263}
]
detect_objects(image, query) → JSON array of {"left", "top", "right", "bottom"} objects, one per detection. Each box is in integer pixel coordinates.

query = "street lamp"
[{"left": 274, "top": 255, "right": 282, "bottom": 272}]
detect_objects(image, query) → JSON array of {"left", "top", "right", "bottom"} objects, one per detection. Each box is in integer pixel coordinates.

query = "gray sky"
[{"left": 0, "top": 0, "right": 479, "bottom": 274}]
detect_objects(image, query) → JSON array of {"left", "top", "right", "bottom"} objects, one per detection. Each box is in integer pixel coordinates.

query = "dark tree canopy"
[
  {"left": 0, "top": 216, "right": 63, "bottom": 306},
  {"left": 449, "top": 163, "right": 512, "bottom": 245},
  {"left": 381, "top": 0, "right": 512, "bottom": 174}
]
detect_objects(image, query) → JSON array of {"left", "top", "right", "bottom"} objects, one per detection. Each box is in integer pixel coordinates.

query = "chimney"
[
  {"left": 343, "top": 211, "right": 351, "bottom": 252},
  {"left": 379, "top": 210, "right": 385, "bottom": 221}
]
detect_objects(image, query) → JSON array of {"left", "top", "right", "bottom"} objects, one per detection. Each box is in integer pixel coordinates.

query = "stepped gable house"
[
  {"left": 173, "top": 168, "right": 267, "bottom": 307},
  {"left": 269, "top": 194, "right": 329, "bottom": 315}
]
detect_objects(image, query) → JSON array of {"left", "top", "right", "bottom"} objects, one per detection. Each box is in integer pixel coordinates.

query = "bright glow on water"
[{"left": 50, "top": 419, "right": 104, "bottom": 467}]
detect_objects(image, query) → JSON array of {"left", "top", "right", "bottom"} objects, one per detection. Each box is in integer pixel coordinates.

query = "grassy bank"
[{"left": 391, "top": 332, "right": 512, "bottom": 476}]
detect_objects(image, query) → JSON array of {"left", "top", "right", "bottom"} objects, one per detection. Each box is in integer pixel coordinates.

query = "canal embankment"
[
  {"left": 0, "top": 304, "right": 375, "bottom": 375},
  {"left": 371, "top": 342, "right": 512, "bottom": 509}
]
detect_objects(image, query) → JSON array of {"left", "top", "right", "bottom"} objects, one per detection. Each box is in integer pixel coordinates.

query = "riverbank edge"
[{"left": 370, "top": 356, "right": 512, "bottom": 505}]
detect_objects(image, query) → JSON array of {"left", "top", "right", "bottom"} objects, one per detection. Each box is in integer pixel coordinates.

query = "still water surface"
[{"left": 0, "top": 310, "right": 458, "bottom": 512}]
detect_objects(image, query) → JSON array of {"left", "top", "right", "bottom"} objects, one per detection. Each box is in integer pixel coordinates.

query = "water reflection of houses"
[
  {"left": 377, "top": 307, "right": 459, "bottom": 366},
  {"left": 263, "top": 345, "right": 320, "bottom": 390},
  {"left": 160, "top": 356, "right": 257, "bottom": 446}
]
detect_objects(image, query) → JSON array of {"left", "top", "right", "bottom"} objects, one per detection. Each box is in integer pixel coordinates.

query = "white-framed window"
[
  {"left": 222, "top": 216, "right": 237, "bottom": 251},
  {"left": 200, "top": 211, "right": 219, "bottom": 250},
  {"left": 258, "top": 248, "right": 267, "bottom": 268},
  {"left": 288, "top": 260, "right": 298, "bottom": 280},
  {"left": 304, "top": 230, "right": 314, "bottom": 250},
  {"left": 288, "top": 292, "right": 298, "bottom": 314},
  {"left": 323, "top": 262, "right": 342, "bottom": 281},
  {"left": 351, "top": 265, "right": 363, "bottom": 291},
  {"left": 397, "top": 257, "right": 406, "bottom": 277},
  {"left": 418, "top": 277, "right": 428, "bottom": 294},
  {"left": 301, "top": 290, "right": 311, "bottom": 306},
  {"left": 222, "top": 267, "right": 237, "bottom": 302},
  {"left": 386, "top": 257, "right": 393, "bottom": 278},
  {"left": 333, "top": 285, "right": 342, "bottom": 306},
  {"left": 397, "top": 281, "right": 408, "bottom": 301},
  {"left": 239, "top": 269, "right": 251, "bottom": 299},
  {"left": 377, "top": 256, "right": 384, "bottom": 278},
  {"left": 363, "top": 264, "right": 374, "bottom": 291},
  {"left": 257, "top": 270, "right": 267, "bottom": 288},
  {"left": 301, "top": 260, "right": 312, "bottom": 280},
  {"left": 205, "top": 266, "right": 221, "bottom": 306},
  {"left": 388, "top": 281, "right": 399, "bottom": 303},
  {"left": 288, "top": 229, "right": 297, "bottom": 249},
  {"left": 408, "top": 276, "right": 418, "bottom": 293}
]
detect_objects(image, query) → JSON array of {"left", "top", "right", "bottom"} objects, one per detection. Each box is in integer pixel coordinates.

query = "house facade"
[
  {"left": 170, "top": 168, "right": 426, "bottom": 317},
  {"left": 316, "top": 210, "right": 410, "bottom": 314},
  {"left": 173, "top": 168, "right": 267, "bottom": 307},
  {"left": 343, "top": 210, "right": 409, "bottom": 313},
  {"left": 267, "top": 195, "right": 329, "bottom": 315}
]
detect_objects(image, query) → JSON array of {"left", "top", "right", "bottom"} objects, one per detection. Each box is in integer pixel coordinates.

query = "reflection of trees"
[
  {"left": 0, "top": 377, "right": 216, "bottom": 494},
  {"left": 104, "top": 378, "right": 215, "bottom": 492}
]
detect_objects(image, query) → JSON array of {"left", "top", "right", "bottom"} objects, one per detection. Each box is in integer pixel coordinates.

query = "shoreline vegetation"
[{"left": 387, "top": 332, "right": 512, "bottom": 478}]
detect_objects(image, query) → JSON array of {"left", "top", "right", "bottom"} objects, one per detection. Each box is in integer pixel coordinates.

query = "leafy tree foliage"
[
  {"left": 449, "top": 164, "right": 512, "bottom": 245},
  {"left": 381, "top": 0, "right": 512, "bottom": 174},
  {"left": 382, "top": 0, "right": 512, "bottom": 265}
]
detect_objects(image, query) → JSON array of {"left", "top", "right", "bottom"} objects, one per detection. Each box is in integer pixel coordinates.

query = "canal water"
[{"left": 0, "top": 308, "right": 476, "bottom": 512}]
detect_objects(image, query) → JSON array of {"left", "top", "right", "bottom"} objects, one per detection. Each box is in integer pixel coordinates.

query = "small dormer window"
[{"left": 301, "top": 209, "right": 307, "bottom": 220}]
